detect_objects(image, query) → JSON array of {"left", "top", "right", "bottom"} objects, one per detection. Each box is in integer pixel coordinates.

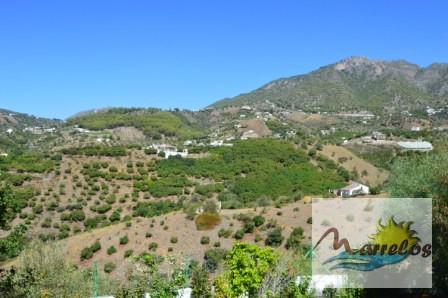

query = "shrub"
[
  {"left": 91, "top": 240, "right": 101, "bottom": 252},
  {"left": 217, "top": 228, "right": 232, "bottom": 238},
  {"left": 243, "top": 221, "right": 255, "bottom": 233},
  {"left": 306, "top": 217, "right": 312, "bottom": 224},
  {"left": 285, "top": 227, "right": 305, "bottom": 250},
  {"left": 119, "top": 235, "right": 129, "bottom": 245},
  {"left": 265, "top": 227, "right": 284, "bottom": 247},
  {"left": 148, "top": 242, "right": 158, "bottom": 251},
  {"left": 107, "top": 245, "right": 117, "bottom": 255},
  {"left": 145, "top": 232, "right": 153, "bottom": 238},
  {"left": 124, "top": 249, "right": 134, "bottom": 258},
  {"left": 106, "top": 195, "right": 116, "bottom": 204},
  {"left": 200, "top": 236, "right": 210, "bottom": 245},
  {"left": 213, "top": 241, "right": 221, "bottom": 247},
  {"left": 254, "top": 234, "right": 263, "bottom": 242},
  {"left": 80, "top": 247, "right": 93, "bottom": 260},
  {"left": 104, "top": 262, "right": 116, "bottom": 273},
  {"left": 71, "top": 210, "right": 86, "bottom": 222},
  {"left": 195, "top": 212, "right": 221, "bottom": 231},
  {"left": 170, "top": 236, "right": 178, "bottom": 244},
  {"left": 233, "top": 229, "right": 245, "bottom": 240},
  {"left": 252, "top": 215, "right": 265, "bottom": 227},
  {"left": 109, "top": 210, "right": 121, "bottom": 222},
  {"left": 60, "top": 213, "right": 71, "bottom": 221},
  {"left": 96, "top": 204, "right": 111, "bottom": 214},
  {"left": 58, "top": 230, "right": 69, "bottom": 240},
  {"left": 32, "top": 204, "right": 43, "bottom": 214}
]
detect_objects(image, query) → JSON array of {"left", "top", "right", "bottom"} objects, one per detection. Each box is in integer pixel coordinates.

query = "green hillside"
[{"left": 66, "top": 107, "right": 206, "bottom": 140}]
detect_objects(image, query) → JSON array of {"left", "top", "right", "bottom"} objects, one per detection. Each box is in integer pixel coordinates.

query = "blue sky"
[{"left": 1, "top": 0, "right": 447, "bottom": 119}]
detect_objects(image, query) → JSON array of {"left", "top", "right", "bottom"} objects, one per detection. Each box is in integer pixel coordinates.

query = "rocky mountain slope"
[{"left": 209, "top": 56, "right": 448, "bottom": 115}]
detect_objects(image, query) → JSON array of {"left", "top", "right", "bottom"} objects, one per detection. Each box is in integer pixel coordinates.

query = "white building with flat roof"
[{"left": 397, "top": 141, "right": 432, "bottom": 152}]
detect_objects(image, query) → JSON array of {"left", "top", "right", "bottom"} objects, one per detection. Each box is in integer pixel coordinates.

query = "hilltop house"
[{"left": 331, "top": 181, "right": 369, "bottom": 197}]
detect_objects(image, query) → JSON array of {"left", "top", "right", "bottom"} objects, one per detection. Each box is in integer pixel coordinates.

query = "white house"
[
  {"left": 331, "top": 181, "right": 369, "bottom": 197},
  {"left": 6, "top": 128, "right": 13, "bottom": 134}
]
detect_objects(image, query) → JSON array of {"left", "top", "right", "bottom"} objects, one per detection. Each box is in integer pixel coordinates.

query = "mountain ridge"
[{"left": 208, "top": 56, "right": 448, "bottom": 114}]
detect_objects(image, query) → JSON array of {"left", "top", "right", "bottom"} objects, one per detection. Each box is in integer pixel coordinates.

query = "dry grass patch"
[{"left": 195, "top": 213, "right": 221, "bottom": 231}]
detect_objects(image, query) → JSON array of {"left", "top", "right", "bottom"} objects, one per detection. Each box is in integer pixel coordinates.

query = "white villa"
[{"left": 331, "top": 181, "right": 369, "bottom": 197}]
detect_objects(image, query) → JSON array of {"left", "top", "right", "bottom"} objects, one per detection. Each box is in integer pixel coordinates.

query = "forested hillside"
[{"left": 66, "top": 108, "right": 205, "bottom": 139}]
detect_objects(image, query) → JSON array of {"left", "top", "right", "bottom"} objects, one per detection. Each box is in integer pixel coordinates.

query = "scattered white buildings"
[
  {"left": 149, "top": 144, "right": 188, "bottom": 159},
  {"left": 23, "top": 127, "right": 57, "bottom": 134}
]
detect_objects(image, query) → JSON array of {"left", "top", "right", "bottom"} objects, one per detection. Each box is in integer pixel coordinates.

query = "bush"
[
  {"left": 70, "top": 210, "right": 86, "bottom": 222},
  {"left": 306, "top": 217, "right": 312, "bottom": 224},
  {"left": 148, "top": 242, "right": 158, "bottom": 251},
  {"left": 213, "top": 241, "right": 221, "bottom": 247},
  {"left": 91, "top": 240, "right": 101, "bottom": 252},
  {"left": 370, "top": 186, "right": 381, "bottom": 195},
  {"left": 80, "top": 247, "right": 93, "bottom": 260},
  {"left": 233, "top": 229, "right": 245, "bottom": 240},
  {"left": 200, "top": 236, "right": 210, "bottom": 245},
  {"left": 146, "top": 232, "right": 153, "bottom": 238},
  {"left": 104, "top": 262, "right": 116, "bottom": 273},
  {"left": 170, "top": 236, "right": 178, "bottom": 244},
  {"left": 124, "top": 249, "right": 134, "bottom": 258},
  {"left": 96, "top": 204, "right": 111, "bottom": 214},
  {"left": 265, "top": 227, "right": 284, "bottom": 247},
  {"left": 195, "top": 212, "right": 221, "bottom": 231},
  {"left": 109, "top": 210, "right": 121, "bottom": 222},
  {"left": 252, "top": 215, "right": 265, "bottom": 227},
  {"left": 32, "top": 204, "right": 43, "bottom": 214},
  {"left": 217, "top": 228, "right": 232, "bottom": 238},
  {"left": 107, "top": 245, "right": 117, "bottom": 255},
  {"left": 60, "top": 213, "right": 71, "bottom": 221},
  {"left": 119, "top": 235, "right": 129, "bottom": 245},
  {"left": 286, "top": 227, "right": 305, "bottom": 250},
  {"left": 58, "top": 230, "right": 69, "bottom": 240},
  {"left": 243, "top": 221, "right": 255, "bottom": 233}
]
